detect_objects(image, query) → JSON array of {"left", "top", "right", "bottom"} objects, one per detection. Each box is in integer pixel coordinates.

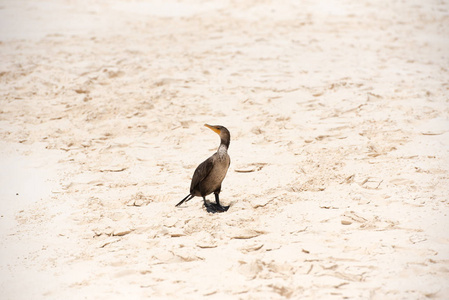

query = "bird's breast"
[
  {"left": 201, "top": 154, "right": 230, "bottom": 194},
  {"left": 209, "top": 154, "right": 230, "bottom": 181}
]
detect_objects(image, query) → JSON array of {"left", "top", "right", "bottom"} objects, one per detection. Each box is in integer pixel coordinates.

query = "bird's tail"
[{"left": 176, "top": 194, "right": 194, "bottom": 207}]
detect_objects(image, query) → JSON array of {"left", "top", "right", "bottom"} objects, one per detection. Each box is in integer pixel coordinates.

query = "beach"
[{"left": 1, "top": 0, "right": 448, "bottom": 298}]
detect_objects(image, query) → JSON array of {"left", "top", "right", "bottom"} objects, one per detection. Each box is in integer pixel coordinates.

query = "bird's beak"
[{"left": 204, "top": 124, "right": 221, "bottom": 134}]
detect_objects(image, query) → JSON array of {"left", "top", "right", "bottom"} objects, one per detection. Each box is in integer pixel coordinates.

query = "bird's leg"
[
  {"left": 214, "top": 192, "right": 230, "bottom": 212},
  {"left": 203, "top": 196, "right": 216, "bottom": 213},
  {"left": 203, "top": 194, "right": 229, "bottom": 213}
]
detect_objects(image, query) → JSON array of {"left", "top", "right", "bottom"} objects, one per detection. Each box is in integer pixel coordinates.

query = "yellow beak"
[{"left": 204, "top": 124, "right": 221, "bottom": 134}]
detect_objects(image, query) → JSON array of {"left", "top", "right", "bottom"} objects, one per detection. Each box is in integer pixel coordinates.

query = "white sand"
[{"left": 1, "top": 0, "right": 448, "bottom": 299}]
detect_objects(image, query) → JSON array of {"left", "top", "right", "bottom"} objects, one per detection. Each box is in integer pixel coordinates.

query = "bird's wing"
[{"left": 190, "top": 156, "right": 215, "bottom": 193}]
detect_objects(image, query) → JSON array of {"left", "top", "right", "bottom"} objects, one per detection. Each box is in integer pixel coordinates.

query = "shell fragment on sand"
[{"left": 229, "top": 229, "right": 266, "bottom": 239}]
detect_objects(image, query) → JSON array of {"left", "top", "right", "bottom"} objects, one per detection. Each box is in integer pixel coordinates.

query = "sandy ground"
[{"left": 1, "top": 0, "right": 449, "bottom": 299}]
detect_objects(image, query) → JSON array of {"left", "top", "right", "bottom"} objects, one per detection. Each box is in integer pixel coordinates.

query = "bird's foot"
[{"left": 204, "top": 201, "right": 229, "bottom": 213}]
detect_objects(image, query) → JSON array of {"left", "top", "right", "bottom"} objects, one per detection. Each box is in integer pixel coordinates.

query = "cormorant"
[{"left": 176, "top": 124, "right": 231, "bottom": 213}]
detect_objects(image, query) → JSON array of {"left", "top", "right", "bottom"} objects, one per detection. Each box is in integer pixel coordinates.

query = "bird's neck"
[
  {"left": 217, "top": 142, "right": 228, "bottom": 157},
  {"left": 220, "top": 137, "right": 230, "bottom": 149}
]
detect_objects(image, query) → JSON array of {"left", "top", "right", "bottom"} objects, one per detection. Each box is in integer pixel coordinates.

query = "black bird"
[{"left": 176, "top": 124, "right": 231, "bottom": 213}]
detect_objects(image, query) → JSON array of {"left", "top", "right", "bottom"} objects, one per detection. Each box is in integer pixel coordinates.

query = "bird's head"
[{"left": 205, "top": 124, "right": 230, "bottom": 148}]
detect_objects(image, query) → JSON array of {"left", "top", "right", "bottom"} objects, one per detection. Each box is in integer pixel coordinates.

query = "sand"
[{"left": 1, "top": 0, "right": 448, "bottom": 299}]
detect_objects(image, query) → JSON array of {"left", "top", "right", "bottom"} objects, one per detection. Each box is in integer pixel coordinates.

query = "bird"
[{"left": 176, "top": 124, "right": 231, "bottom": 213}]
